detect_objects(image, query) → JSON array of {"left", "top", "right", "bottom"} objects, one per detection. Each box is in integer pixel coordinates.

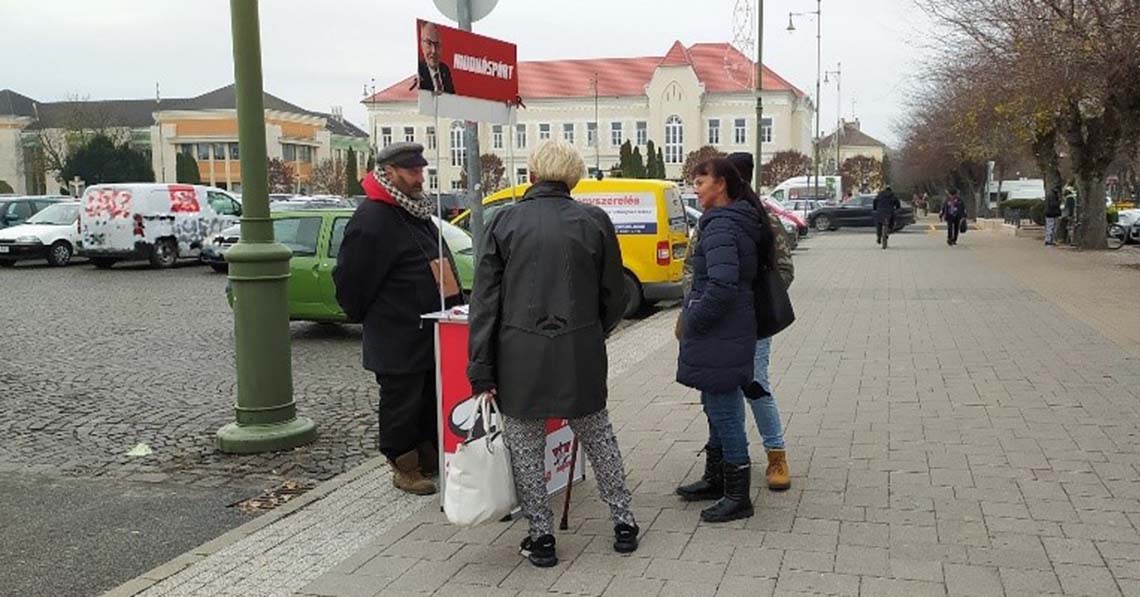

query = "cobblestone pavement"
[{"left": 0, "top": 262, "right": 379, "bottom": 487}]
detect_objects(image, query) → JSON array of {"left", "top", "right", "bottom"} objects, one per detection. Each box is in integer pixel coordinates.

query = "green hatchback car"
[{"left": 226, "top": 208, "right": 475, "bottom": 322}]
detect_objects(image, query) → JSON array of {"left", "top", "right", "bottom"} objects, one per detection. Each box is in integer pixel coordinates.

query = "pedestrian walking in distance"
[
  {"left": 941, "top": 190, "right": 966, "bottom": 246},
  {"left": 676, "top": 158, "right": 763, "bottom": 523},
  {"left": 467, "top": 139, "right": 638, "bottom": 568},
  {"left": 333, "top": 142, "right": 463, "bottom": 496},
  {"left": 1044, "top": 189, "right": 1063, "bottom": 246},
  {"left": 873, "top": 185, "right": 901, "bottom": 246}
]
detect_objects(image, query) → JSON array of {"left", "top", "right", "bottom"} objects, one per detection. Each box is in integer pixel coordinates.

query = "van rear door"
[{"left": 663, "top": 186, "right": 687, "bottom": 282}]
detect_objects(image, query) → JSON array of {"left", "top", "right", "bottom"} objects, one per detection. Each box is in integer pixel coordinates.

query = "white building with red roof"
[{"left": 363, "top": 41, "right": 814, "bottom": 190}]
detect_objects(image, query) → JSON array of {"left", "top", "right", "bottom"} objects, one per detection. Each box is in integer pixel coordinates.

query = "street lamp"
[
  {"left": 824, "top": 62, "right": 841, "bottom": 176},
  {"left": 787, "top": 0, "right": 821, "bottom": 199}
]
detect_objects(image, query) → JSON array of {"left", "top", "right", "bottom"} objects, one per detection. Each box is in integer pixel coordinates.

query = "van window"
[
  {"left": 273, "top": 217, "right": 321, "bottom": 256},
  {"left": 208, "top": 191, "right": 241, "bottom": 216},
  {"left": 329, "top": 217, "right": 349, "bottom": 258},
  {"left": 457, "top": 200, "right": 515, "bottom": 231}
]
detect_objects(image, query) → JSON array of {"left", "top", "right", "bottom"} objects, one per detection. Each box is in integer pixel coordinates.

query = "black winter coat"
[
  {"left": 873, "top": 189, "right": 901, "bottom": 221},
  {"left": 466, "top": 181, "right": 626, "bottom": 419},
  {"left": 677, "top": 199, "right": 762, "bottom": 394},
  {"left": 333, "top": 198, "right": 462, "bottom": 375}
]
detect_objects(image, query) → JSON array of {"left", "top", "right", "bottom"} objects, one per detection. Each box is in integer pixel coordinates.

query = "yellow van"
[{"left": 452, "top": 178, "right": 689, "bottom": 317}]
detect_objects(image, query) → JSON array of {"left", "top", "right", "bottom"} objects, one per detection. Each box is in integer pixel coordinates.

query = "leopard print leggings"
[{"left": 501, "top": 409, "right": 636, "bottom": 539}]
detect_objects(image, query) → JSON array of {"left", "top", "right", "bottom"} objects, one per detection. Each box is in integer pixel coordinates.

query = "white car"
[{"left": 0, "top": 201, "right": 82, "bottom": 267}]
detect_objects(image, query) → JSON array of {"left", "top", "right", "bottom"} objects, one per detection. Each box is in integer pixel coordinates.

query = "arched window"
[
  {"left": 450, "top": 122, "right": 466, "bottom": 168},
  {"left": 664, "top": 115, "right": 684, "bottom": 164}
]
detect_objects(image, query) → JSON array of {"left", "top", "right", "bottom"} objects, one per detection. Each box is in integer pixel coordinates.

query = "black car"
[
  {"left": 1, "top": 196, "right": 67, "bottom": 230},
  {"left": 808, "top": 195, "right": 915, "bottom": 232}
]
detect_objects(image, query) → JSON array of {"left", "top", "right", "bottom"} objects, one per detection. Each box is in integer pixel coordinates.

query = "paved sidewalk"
[{"left": 115, "top": 227, "right": 1140, "bottom": 596}]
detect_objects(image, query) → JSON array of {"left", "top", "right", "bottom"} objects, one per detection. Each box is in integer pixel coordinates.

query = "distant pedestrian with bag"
[
  {"left": 467, "top": 139, "right": 638, "bottom": 568},
  {"left": 941, "top": 190, "right": 966, "bottom": 246},
  {"left": 1044, "top": 189, "right": 1063, "bottom": 246},
  {"left": 333, "top": 142, "right": 463, "bottom": 496},
  {"left": 676, "top": 158, "right": 763, "bottom": 523}
]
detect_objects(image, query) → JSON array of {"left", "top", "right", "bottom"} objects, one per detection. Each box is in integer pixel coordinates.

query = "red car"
[{"left": 763, "top": 199, "right": 808, "bottom": 237}]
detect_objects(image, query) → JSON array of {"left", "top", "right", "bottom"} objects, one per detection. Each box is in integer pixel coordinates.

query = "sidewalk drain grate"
[{"left": 228, "top": 480, "right": 314, "bottom": 513}]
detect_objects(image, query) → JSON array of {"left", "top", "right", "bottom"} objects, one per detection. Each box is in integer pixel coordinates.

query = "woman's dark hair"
[
  {"left": 693, "top": 158, "right": 747, "bottom": 202},
  {"left": 693, "top": 157, "right": 777, "bottom": 270}
]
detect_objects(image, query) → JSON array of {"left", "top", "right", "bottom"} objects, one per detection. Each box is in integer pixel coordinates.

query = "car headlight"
[{"left": 15, "top": 236, "right": 43, "bottom": 244}]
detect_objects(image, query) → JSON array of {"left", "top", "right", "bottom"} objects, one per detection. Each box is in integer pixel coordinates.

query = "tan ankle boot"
[
  {"left": 390, "top": 451, "right": 437, "bottom": 495},
  {"left": 766, "top": 450, "right": 790, "bottom": 491}
]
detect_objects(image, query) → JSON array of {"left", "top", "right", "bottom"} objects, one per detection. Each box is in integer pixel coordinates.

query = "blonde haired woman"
[{"left": 467, "top": 139, "right": 637, "bottom": 567}]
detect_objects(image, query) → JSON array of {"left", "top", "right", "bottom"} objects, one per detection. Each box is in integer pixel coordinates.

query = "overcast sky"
[{"left": 1, "top": 0, "right": 934, "bottom": 146}]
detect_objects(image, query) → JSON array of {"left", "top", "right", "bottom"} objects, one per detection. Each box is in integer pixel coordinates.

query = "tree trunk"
[
  {"left": 1032, "top": 127, "right": 1064, "bottom": 219},
  {"left": 1063, "top": 99, "right": 1123, "bottom": 249}
]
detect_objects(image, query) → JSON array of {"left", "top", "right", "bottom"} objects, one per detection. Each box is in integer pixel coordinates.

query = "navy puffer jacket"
[{"left": 677, "top": 198, "right": 762, "bottom": 394}]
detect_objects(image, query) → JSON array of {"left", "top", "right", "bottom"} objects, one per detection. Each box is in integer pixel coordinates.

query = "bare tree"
[
  {"left": 310, "top": 159, "right": 346, "bottom": 195},
  {"left": 761, "top": 150, "right": 812, "bottom": 188}
]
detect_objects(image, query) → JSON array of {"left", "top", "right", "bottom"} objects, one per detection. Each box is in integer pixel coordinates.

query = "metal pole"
[
  {"left": 458, "top": 0, "right": 485, "bottom": 260},
  {"left": 754, "top": 0, "right": 764, "bottom": 191},
  {"left": 595, "top": 74, "right": 601, "bottom": 176},
  {"left": 836, "top": 63, "right": 841, "bottom": 176},
  {"left": 217, "top": 0, "right": 316, "bottom": 453},
  {"left": 814, "top": 0, "right": 821, "bottom": 200}
]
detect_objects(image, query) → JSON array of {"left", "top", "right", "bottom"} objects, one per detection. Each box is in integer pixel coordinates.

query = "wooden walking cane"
[{"left": 558, "top": 435, "right": 580, "bottom": 530}]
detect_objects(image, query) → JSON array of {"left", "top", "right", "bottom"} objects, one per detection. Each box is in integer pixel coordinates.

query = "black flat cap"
[{"left": 377, "top": 142, "right": 429, "bottom": 169}]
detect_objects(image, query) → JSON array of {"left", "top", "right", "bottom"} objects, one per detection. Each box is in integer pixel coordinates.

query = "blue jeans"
[
  {"left": 749, "top": 337, "right": 786, "bottom": 451},
  {"left": 702, "top": 390, "right": 749, "bottom": 465}
]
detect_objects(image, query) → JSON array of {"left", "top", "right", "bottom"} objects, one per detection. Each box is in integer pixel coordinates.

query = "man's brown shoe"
[
  {"left": 417, "top": 441, "right": 439, "bottom": 476},
  {"left": 766, "top": 449, "right": 790, "bottom": 491},
  {"left": 391, "top": 451, "right": 437, "bottom": 495}
]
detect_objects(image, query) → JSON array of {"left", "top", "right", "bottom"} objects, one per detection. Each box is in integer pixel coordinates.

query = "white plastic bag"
[{"left": 444, "top": 393, "right": 517, "bottom": 526}]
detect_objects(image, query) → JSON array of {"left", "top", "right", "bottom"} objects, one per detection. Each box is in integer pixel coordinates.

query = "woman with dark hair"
[{"left": 675, "top": 157, "right": 763, "bottom": 523}]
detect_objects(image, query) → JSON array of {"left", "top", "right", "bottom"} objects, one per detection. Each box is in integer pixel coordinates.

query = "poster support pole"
[{"left": 434, "top": 94, "right": 445, "bottom": 312}]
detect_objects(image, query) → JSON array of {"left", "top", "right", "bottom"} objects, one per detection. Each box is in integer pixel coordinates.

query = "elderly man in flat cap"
[{"left": 334, "top": 142, "right": 463, "bottom": 495}]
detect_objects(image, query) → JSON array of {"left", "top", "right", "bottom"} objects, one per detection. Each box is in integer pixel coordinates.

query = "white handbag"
[{"left": 444, "top": 393, "right": 517, "bottom": 526}]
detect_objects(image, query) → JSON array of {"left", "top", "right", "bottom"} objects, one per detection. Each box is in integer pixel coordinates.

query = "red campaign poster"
[
  {"left": 416, "top": 19, "right": 517, "bottom": 102},
  {"left": 433, "top": 316, "right": 584, "bottom": 498}
]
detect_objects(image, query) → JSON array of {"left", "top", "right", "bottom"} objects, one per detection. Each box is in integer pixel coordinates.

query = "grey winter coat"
[
  {"left": 466, "top": 181, "right": 626, "bottom": 419},
  {"left": 677, "top": 199, "right": 762, "bottom": 394}
]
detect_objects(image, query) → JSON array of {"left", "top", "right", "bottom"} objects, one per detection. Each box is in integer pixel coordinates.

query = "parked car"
[
  {"left": 222, "top": 209, "right": 475, "bottom": 322},
  {"left": 0, "top": 201, "right": 82, "bottom": 267},
  {"left": 77, "top": 183, "right": 242, "bottom": 269},
  {"left": 763, "top": 198, "right": 809, "bottom": 237},
  {"left": 784, "top": 198, "right": 826, "bottom": 216},
  {"left": 452, "top": 179, "right": 689, "bottom": 317},
  {"left": 1118, "top": 209, "right": 1140, "bottom": 243},
  {"left": 684, "top": 203, "right": 798, "bottom": 250},
  {"left": 1, "top": 196, "right": 67, "bottom": 230},
  {"left": 808, "top": 194, "right": 915, "bottom": 232}
]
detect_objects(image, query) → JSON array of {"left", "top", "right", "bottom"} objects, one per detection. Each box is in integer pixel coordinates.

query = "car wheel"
[
  {"left": 814, "top": 215, "right": 833, "bottom": 232},
  {"left": 210, "top": 263, "right": 229, "bottom": 274},
  {"left": 622, "top": 272, "right": 643, "bottom": 319},
  {"left": 91, "top": 258, "right": 117, "bottom": 269},
  {"left": 149, "top": 238, "right": 178, "bottom": 268},
  {"left": 47, "top": 241, "right": 73, "bottom": 267}
]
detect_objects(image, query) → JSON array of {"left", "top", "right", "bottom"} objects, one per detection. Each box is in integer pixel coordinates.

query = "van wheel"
[
  {"left": 47, "top": 241, "right": 73, "bottom": 267},
  {"left": 622, "top": 273, "right": 643, "bottom": 319},
  {"left": 91, "top": 258, "right": 117, "bottom": 269},
  {"left": 150, "top": 239, "right": 178, "bottom": 268}
]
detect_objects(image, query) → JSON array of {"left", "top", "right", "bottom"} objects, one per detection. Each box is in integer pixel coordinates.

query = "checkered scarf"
[{"left": 375, "top": 171, "right": 434, "bottom": 220}]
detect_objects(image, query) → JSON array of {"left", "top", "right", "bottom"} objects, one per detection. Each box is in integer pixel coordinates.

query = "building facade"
[
  {"left": 818, "top": 118, "right": 888, "bottom": 175},
  {"left": 364, "top": 42, "right": 814, "bottom": 192},
  {"left": 0, "top": 86, "right": 369, "bottom": 195}
]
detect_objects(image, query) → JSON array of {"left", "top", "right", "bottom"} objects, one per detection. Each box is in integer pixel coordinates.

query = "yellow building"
[{"left": 0, "top": 86, "right": 369, "bottom": 195}]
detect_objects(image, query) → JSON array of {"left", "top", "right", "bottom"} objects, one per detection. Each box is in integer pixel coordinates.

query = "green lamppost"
[{"left": 217, "top": 0, "right": 317, "bottom": 453}]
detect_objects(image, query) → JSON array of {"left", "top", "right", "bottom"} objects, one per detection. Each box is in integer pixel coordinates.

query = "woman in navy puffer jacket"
[{"left": 676, "top": 158, "right": 762, "bottom": 524}]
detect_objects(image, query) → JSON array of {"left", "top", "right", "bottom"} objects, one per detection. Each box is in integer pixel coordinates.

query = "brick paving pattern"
[{"left": 109, "top": 226, "right": 1140, "bottom": 595}]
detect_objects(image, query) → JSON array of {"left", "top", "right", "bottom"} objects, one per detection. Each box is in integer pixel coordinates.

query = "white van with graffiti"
[{"left": 77, "top": 183, "right": 241, "bottom": 269}]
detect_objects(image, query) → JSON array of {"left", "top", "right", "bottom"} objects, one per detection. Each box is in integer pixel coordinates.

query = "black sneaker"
[
  {"left": 614, "top": 523, "right": 640, "bottom": 554},
  {"left": 519, "top": 534, "right": 558, "bottom": 568}
]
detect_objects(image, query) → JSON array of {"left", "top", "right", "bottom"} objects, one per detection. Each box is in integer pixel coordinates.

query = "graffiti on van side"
[
  {"left": 85, "top": 189, "right": 133, "bottom": 220},
  {"left": 172, "top": 218, "right": 232, "bottom": 245},
  {"left": 168, "top": 185, "right": 201, "bottom": 213}
]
